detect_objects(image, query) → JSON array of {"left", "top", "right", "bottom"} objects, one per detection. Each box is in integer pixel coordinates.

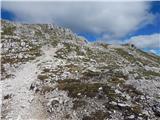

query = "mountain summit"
[{"left": 1, "top": 20, "right": 160, "bottom": 120}]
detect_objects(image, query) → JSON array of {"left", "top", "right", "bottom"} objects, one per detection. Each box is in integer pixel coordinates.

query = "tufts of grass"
[
  {"left": 34, "top": 30, "right": 43, "bottom": 37},
  {"left": 121, "top": 84, "right": 143, "bottom": 97},
  {"left": 57, "top": 79, "right": 118, "bottom": 100},
  {"left": 58, "top": 80, "right": 101, "bottom": 98},
  {"left": 50, "top": 37, "right": 59, "bottom": 47},
  {"left": 141, "top": 70, "right": 160, "bottom": 77},
  {"left": 64, "top": 114, "right": 70, "bottom": 119},
  {"left": 37, "top": 74, "right": 49, "bottom": 80},
  {"left": 82, "top": 69, "right": 101, "bottom": 78},
  {"left": 2, "top": 26, "right": 16, "bottom": 35},
  {"left": 113, "top": 71, "right": 128, "bottom": 80},
  {"left": 131, "top": 104, "right": 142, "bottom": 115},
  {"left": 102, "top": 85, "right": 118, "bottom": 101},
  {"left": 108, "top": 77, "right": 125, "bottom": 86},
  {"left": 65, "top": 34, "right": 74, "bottom": 40},
  {"left": 40, "top": 85, "right": 55, "bottom": 94},
  {"left": 115, "top": 48, "right": 136, "bottom": 63},
  {"left": 72, "top": 99, "right": 87, "bottom": 110},
  {"left": 136, "top": 49, "right": 160, "bottom": 64},
  {"left": 65, "top": 64, "right": 81, "bottom": 73},
  {"left": 82, "top": 110, "right": 110, "bottom": 120},
  {"left": 43, "top": 68, "right": 50, "bottom": 73},
  {"left": 1, "top": 65, "right": 6, "bottom": 74},
  {"left": 1, "top": 57, "right": 21, "bottom": 64},
  {"left": 100, "top": 43, "right": 109, "bottom": 49},
  {"left": 55, "top": 42, "right": 85, "bottom": 59}
]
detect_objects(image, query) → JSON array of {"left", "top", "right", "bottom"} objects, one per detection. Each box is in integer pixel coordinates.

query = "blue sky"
[
  {"left": 1, "top": 1, "right": 160, "bottom": 55},
  {"left": 78, "top": 2, "right": 160, "bottom": 43}
]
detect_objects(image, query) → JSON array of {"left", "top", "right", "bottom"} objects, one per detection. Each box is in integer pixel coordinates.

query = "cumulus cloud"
[
  {"left": 150, "top": 49, "right": 157, "bottom": 54},
  {"left": 128, "top": 33, "right": 160, "bottom": 49},
  {"left": 2, "top": 1, "right": 154, "bottom": 39},
  {"left": 149, "top": 49, "right": 160, "bottom": 55}
]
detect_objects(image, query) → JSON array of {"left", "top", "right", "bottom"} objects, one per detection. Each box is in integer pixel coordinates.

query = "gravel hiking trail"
[{"left": 1, "top": 45, "right": 57, "bottom": 120}]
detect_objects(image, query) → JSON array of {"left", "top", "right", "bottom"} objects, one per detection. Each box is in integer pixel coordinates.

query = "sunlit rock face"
[{"left": 1, "top": 20, "right": 160, "bottom": 120}]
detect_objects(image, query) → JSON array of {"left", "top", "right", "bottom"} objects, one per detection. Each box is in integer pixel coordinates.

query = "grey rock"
[{"left": 152, "top": 102, "right": 160, "bottom": 117}]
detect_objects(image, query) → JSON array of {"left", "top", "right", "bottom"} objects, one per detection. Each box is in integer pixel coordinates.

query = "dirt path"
[
  {"left": 2, "top": 59, "right": 47, "bottom": 120},
  {"left": 1, "top": 45, "right": 57, "bottom": 120}
]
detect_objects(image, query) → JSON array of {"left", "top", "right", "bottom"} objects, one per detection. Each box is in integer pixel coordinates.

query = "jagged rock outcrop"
[{"left": 1, "top": 20, "right": 160, "bottom": 120}]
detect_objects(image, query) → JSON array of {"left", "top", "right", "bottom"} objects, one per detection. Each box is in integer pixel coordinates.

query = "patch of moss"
[
  {"left": 137, "top": 49, "right": 160, "bottom": 64},
  {"left": 34, "top": 30, "right": 43, "bottom": 37},
  {"left": 84, "top": 47, "right": 113, "bottom": 63},
  {"left": 84, "top": 47, "right": 94, "bottom": 58},
  {"left": 55, "top": 48, "right": 68, "bottom": 59},
  {"left": 82, "top": 69, "right": 101, "bottom": 78},
  {"left": 50, "top": 38, "right": 59, "bottom": 47},
  {"left": 72, "top": 99, "right": 87, "bottom": 110},
  {"left": 64, "top": 114, "right": 70, "bottom": 119},
  {"left": 40, "top": 85, "right": 55, "bottom": 94},
  {"left": 43, "top": 68, "right": 50, "bottom": 73},
  {"left": 102, "top": 85, "right": 118, "bottom": 101},
  {"left": 1, "top": 57, "right": 21, "bottom": 64},
  {"left": 108, "top": 77, "right": 125, "bottom": 85},
  {"left": 106, "top": 64, "right": 120, "bottom": 70},
  {"left": 104, "top": 101, "right": 144, "bottom": 119},
  {"left": 113, "top": 71, "right": 128, "bottom": 80},
  {"left": 115, "top": 48, "right": 136, "bottom": 63},
  {"left": 55, "top": 42, "right": 85, "bottom": 58},
  {"left": 37, "top": 74, "right": 48, "bottom": 80},
  {"left": 131, "top": 104, "right": 142, "bottom": 115},
  {"left": 136, "top": 58, "right": 149, "bottom": 66},
  {"left": 82, "top": 110, "right": 110, "bottom": 120},
  {"left": 58, "top": 80, "right": 101, "bottom": 98},
  {"left": 1, "top": 65, "right": 6, "bottom": 74},
  {"left": 121, "top": 84, "right": 143, "bottom": 97},
  {"left": 121, "top": 106, "right": 143, "bottom": 119},
  {"left": 57, "top": 79, "right": 118, "bottom": 100},
  {"left": 141, "top": 70, "right": 160, "bottom": 77},
  {"left": 100, "top": 43, "right": 109, "bottom": 49},
  {"left": 57, "top": 79, "right": 81, "bottom": 84},
  {"left": 2, "top": 26, "right": 16, "bottom": 35},
  {"left": 156, "top": 96, "right": 160, "bottom": 100},
  {"left": 65, "top": 34, "right": 73, "bottom": 40},
  {"left": 65, "top": 64, "right": 81, "bottom": 73}
]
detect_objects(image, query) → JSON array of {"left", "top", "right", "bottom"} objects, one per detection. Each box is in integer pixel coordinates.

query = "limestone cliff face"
[{"left": 1, "top": 20, "right": 160, "bottom": 120}]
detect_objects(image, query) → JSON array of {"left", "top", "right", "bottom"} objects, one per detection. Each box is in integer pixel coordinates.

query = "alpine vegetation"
[{"left": 1, "top": 20, "right": 160, "bottom": 120}]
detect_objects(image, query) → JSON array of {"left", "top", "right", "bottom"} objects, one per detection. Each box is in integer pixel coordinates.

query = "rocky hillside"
[{"left": 1, "top": 20, "right": 160, "bottom": 120}]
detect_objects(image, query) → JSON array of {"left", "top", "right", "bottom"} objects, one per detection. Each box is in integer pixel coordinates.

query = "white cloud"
[
  {"left": 149, "top": 49, "right": 157, "bottom": 54},
  {"left": 149, "top": 49, "right": 160, "bottom": 56},
  {"left": 128, "top": 33, "right": 160, "bottom": 49},
  {"left": 2, "top": 1, "right": 154, "bottom": 39}
]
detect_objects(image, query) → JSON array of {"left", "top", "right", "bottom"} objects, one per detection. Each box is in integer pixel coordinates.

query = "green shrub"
[{"left": 2, "top": 26, "right": 16, "bottom": 35}]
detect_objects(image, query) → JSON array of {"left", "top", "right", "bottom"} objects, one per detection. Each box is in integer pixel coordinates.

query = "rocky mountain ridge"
[{"left": 1, "top": 20, "right": 160, "bottom": 120}]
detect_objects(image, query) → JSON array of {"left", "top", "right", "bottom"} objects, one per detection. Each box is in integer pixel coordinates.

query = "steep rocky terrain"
[{"left": 1, "top": 20, "right": 160, "bottom": 120}]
